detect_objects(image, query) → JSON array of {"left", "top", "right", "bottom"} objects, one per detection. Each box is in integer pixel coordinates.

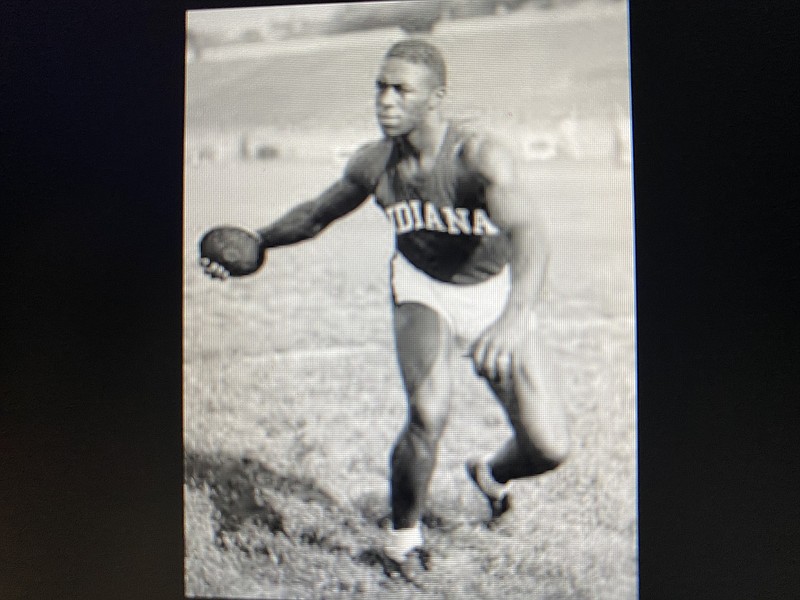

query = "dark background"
[{"left": 1, "top": 1, "right": 797, "bottom": 599}]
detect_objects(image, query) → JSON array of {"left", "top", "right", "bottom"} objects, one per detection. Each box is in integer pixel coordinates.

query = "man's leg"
[
  {"left": 470, "top": 335, "right": 570, "bottom": 517},
  {"left": 386, "top": 302, "right": 452, "bottom": 562}
]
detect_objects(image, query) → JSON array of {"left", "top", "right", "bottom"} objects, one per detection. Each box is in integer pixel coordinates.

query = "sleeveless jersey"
[{"left": 349, "top": 123, "right": 512, "bottom": 285}]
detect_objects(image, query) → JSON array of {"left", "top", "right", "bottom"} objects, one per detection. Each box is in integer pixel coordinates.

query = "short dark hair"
[{"left": 385, "top": 39, "right": 447, "bottom": 88}]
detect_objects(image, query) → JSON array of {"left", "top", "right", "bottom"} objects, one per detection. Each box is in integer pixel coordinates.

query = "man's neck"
[{"left": 403, "top": 117, "right": 448, "bottom": 160}]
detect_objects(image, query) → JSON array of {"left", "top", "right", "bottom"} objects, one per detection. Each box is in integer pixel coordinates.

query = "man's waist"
[{"left": 392, "top": 243, "right": 509, "bottom": 286}]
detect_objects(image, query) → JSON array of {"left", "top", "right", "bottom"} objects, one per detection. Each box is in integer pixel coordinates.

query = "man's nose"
[{"left": 378, "top": 87, "right": 398, "bottom": 107}]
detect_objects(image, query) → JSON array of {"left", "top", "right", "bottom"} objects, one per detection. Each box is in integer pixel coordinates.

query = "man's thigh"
[
  {"left": 390, "top": 253, "right": 509, "bottom": 345},
  {"left": 492, "top": 336, "right": 570, "bottom": 463},
  {"left": 392, "top": 302, "right": 452, "bottom": 427}
]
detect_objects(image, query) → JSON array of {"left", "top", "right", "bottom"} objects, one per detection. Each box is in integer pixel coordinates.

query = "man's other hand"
[{"left": 469, "top": 309, "right": 534, "bottom": 386}]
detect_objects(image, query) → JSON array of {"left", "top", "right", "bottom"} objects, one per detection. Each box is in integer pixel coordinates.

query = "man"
[{"left": 200, "top": 39, "right": 570, "bottom": 567}]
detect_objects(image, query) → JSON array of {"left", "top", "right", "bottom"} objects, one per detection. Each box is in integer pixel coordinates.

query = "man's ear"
[{"left": 430, "top": 85, "right": 446, "bottom": 108}]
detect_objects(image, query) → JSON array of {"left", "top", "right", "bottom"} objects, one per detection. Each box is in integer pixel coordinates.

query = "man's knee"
[
  {"left": 392, "top": 389, "right": 450, "bottom": 464},
  {"left": 409, "top": 397, "right": 449, "bottom": 440},
  {"left": 540, "top": 433, "right": 570, "bottom": 468},
  {"left": 515, "top": 414, "right": 570, "bottom": 473},
  {"left": 510, "top": 434, "right": 569, "bottom": 479},
  {"left": 522, "top": 413, "right": 571, "bottom": 471},
  {"left": 497, "top": 357, "right": 571, "bottom": 472}
]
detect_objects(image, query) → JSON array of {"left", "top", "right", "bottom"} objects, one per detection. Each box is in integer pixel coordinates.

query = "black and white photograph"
[
  {"left": 183, "top": 1, "right": 637, "bottom": 598},
  {"left": 6, "top": 1, "right": 800, "bottom": 599}
]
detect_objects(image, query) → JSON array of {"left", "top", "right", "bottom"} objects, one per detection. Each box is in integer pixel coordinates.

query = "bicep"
[
  {"left": 310, "top": 141, "right": 386, "bottom": 224},
  {"left": 310, "top": 176, "right": 370, "bottom": 225}
]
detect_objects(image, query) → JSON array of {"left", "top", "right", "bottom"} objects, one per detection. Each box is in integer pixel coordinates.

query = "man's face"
[{"left": 375, "top": 58, "right": 443, "bottom": 137}]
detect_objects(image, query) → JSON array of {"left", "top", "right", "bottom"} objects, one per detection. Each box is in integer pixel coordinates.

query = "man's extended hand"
[
  {"left": 199, "top": 257, "right": 230, "bottom": 280},
  {"left": 198, "top": 226, "right": 266, "bottom": 278},
  {"left": 469, "top": 308, "right": 535, "bottom": 386}
]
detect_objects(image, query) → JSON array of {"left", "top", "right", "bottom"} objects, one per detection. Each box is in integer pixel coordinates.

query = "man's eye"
[{"left": 376, "top": 82, "right": 410, "bottom": 94}]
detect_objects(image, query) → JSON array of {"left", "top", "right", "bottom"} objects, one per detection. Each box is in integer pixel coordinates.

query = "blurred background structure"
[{"left": 185, "top": 1, "right": 632, "bottom": 167}]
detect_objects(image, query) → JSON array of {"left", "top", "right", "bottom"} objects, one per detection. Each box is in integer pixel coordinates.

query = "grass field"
[{"left": 184, "top": 4, "right": 636, "bottom": 599}]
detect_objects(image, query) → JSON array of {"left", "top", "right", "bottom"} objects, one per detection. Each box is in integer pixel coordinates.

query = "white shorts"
[{"left": 390, "top": 252, "right": 511, "bottom": 345}]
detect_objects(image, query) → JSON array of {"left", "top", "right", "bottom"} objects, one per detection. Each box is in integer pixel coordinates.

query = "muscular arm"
[
  {"left": 466, "top": 134, "right": 551, "bottom": 381},
  {"left": 469, "top": 135, "right": 550, "bottom": 317},
  {"left": 255, "top": 139, "right": 391, "bottom": 248},
  {"left": 256, "top": 174, "right": 370, "bottom": 248},
  {"left": 201, "top": 144, "right": 383, "bottom": 280}
]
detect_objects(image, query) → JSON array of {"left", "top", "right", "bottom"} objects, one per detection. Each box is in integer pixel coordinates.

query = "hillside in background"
[
  {"left": 185, "top": 2, "right": 631, "bottom": 166},
  {"left": 187, "top": 0, "right": 627, "bottom": 49}
]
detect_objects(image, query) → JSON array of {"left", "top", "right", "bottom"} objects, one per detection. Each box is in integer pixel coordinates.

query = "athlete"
[{"left": 200, "top": 39, "right": 570, "bottom": 567}]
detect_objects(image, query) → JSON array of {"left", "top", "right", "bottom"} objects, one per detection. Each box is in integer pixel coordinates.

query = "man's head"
[{"left": 376, "top": 40, "right": 447, "bottom": 138}]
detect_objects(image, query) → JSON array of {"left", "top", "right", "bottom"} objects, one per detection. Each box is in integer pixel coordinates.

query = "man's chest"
[
  {"left": 375, "top": 154, "right": 473, "bottom": 207},
  {"left": 374, "top": 159, "right": 499, "bottom": 237}
]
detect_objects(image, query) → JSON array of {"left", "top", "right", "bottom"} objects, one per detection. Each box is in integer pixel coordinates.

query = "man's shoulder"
[
  {"left": 351, "top": 137, "right": 394, "bottom": 160},
  {"left": 449, "top": 119, "right": 514, "bottom": 178},
  {"left": 344, "top": 138, "right": 393, "bottom": 191},
  {"left": 448, "top": 117, "right": 486, "bottom": 151}
]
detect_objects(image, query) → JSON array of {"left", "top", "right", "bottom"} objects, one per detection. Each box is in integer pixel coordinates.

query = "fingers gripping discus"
[{"left": 199, "top": 226, "right": 266, "bottom": 277}]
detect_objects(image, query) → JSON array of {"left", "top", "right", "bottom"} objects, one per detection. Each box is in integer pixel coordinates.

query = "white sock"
[
  {"left": 385, "top": 524, "right": 423, "bottom": 562},
  {"left": 478, "top": 455, "right": 510, "bottom": 498}
]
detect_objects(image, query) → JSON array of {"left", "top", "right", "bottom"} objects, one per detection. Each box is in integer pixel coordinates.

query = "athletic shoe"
[
  {"left": 384, "top": 525, "right": 423, "bottom": 563},
  {"left": 466, "top": 457, "right": 512, "bottom": 521},
  {"left": 357, "top": 546, "right": 430, "bottom": 584}
]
